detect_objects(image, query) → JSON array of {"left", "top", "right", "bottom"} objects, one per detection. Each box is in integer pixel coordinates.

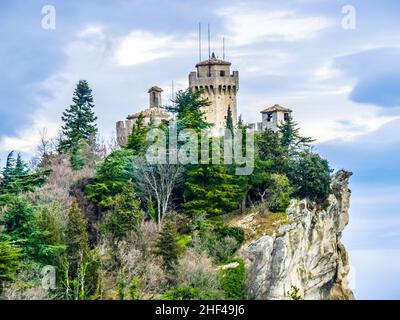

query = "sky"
[{"left": 0, "top": 0, "right": 400, "bottom": 299}]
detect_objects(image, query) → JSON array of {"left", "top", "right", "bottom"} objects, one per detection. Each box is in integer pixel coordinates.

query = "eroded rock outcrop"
[{"left": 240, "top": 170, "right": 354, "bottom": 300}]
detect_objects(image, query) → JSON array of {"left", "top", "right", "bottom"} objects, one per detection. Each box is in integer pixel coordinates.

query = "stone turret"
[
  {"left": 116, "top": 86, "right": 170, "bottom": 146},
  {"left": 148, "top": 86, "right": 163, "bottom": 108},
  {"left": 189, "top": 52, "right": 239, "bottom": 131}
]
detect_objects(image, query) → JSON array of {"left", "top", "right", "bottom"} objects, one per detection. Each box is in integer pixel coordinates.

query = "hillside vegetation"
[{"left": 0, "top": 80, "right": 331, "bottom": 300}]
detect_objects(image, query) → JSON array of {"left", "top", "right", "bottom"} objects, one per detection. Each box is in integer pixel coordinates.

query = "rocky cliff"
[{"left": 239, "top": 170, "right": 354, "bottom": 300}]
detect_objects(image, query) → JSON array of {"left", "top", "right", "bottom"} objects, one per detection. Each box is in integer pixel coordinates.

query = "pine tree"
[
  {"left": 167, "top": 89, "right": 211, "bottom": 132},
  {"left": 226, "top": 106, "right": 234, "bottom": 133},
  {"left": 14, "top": 153, "right": 28, "bottom": 177},
  {"left": 126, "top": 112, "right": 148, "bottom": 155},
  {"left": 0, "top": 151, "right": 16, "bottom": 193},
  {"left": 59, "top": 80, "right": 98, "bottom": 153},
  {"left": 154, "top": 220, "right": 180, "bottom": 274},
  {"left": 104, "top": 181, "right": 144, "bottom": 242},
  {"left": 279, "top": 118, "right": 314, "bottom": 151}
]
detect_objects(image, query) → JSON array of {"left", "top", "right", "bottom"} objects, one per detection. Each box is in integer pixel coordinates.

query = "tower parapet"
[{"left": 189, "top": 53, "right": 239, "bottom": 130}]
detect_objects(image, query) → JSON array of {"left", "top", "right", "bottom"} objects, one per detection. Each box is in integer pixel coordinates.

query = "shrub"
[
  {"left": 163, "top": 286, "right": 221, "bottom": 300},
  {"left": 176, "top": 249, "right": 223, "bottom": 299},
  {"left": 162, "top": 286, "right": 200, "bottom": 300},
  {"left": 215, "top": 226, "right": 245, "bottom": 246},
  {"left": 193, "top": 230, "right": 239, "bottom": 264},
  {"left": 219, "top": 258, "right": 245, "bottom": 299}
]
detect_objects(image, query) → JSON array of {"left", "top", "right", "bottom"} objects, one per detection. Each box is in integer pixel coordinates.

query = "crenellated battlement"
[{"left": 189, "top": 53, "right": 239, "bottom": 130}]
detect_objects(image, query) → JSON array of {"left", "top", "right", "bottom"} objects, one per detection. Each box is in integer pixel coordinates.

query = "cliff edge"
[{"left": 239, "top": 170, "right": 354, "bottom": 300}]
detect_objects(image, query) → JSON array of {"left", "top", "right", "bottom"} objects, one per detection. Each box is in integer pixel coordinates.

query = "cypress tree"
[{"left": 226, "top": 106, "right": 234, "bottom": 133}]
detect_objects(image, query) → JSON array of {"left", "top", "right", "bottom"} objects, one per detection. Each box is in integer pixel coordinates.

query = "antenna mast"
[
  {"left": 172, "top": 80, "right": 175, "bottom": 106},
  {"left": 198, "top": 23, "right": 202, "bottom": 62},
  {"left": 208, "top": 23, "right": 211, "bottom": 59},
  {"left": 223, "top": 37, "right": 225, "bottom": 60}
]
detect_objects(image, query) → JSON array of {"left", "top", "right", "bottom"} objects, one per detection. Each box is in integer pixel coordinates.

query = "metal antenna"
[
  {"left": 172, "top": 80, "right": 175, "bottom": 105},
  {"left": 208, "top": 23, "right": 211, "bottom": 59},
  {"left": 223, "top": 37, "right": 225, "bottom": 60},
  {"left": 198, "top": 22, "right": 202, "bottom": 62}
]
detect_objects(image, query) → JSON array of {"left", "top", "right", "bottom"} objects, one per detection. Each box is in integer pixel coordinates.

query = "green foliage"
[
  {"left": 1, "top": 198, "right": 64, "bottom": 264},
  {"left": 267, "top": 174, "right": 291, "bottom": 212},
  {"left": 126, "top": 112, "right": 149, "bottom": 155},
  {"left": 104, "top": 181, "right": 144, "bottom": 242},
  {"left": 69, "top": 140, "right": 88, "bottom": 171},
  {"left": 66, "top": 201, "right": 89, "bottom": 276},
  {"left": 1, "top": 151, "right": 17, "bottom": 187},
  {"left": 129, "top": 276, "right": 141, "bottom": 300},
  {"left": 288, "top": 151, "right": 331, "bottom": 201},
  {"left": 163, "top": 286, "right": 220, "bottom": 300},
  {"left": 147, "top": 197, "right": 156, "bottom": 221},
  {"left": 60, "top": 203, "right": 100, "bottom": 300},
  {"left": 194, "top": 225, "right": 242, "bottom": 264},
  {"left": 154, "top": 220, "right": 180, "bottom": 274},
  {"left": 214, "top": 226, "right": 245, "bottom": 247},
  {"left": 86, "top": 149, "right": 135, "bottom": 208},
  {"left": 183, "top": 164, "right": 241, "bottom": 216},
  {"left": 0, "top": 152, "right": 49, "bottom": 198},
  {"left": 219, "top": 258, "right": 245, "bottom": 299},
  {"left": 117, "top": 271, "right": 127, "bottom": 300},
  {"left": 167, "top": 88, "right": 211, "bottom": 132},
  {"left": 0, "top": 239, "right": 22, "bottom": 292},
  {"left": 60, "top": 249, "right": 101, "bottom": 300},
  {"left": 226, "top": 106, "right": 234, "bottom": 133},
  {"left": 279, "top": 118, "right": 314, "bottom": 151},
  {"left": 287, "top": 285, "right": 302, "bottom": 300},
  {"left": 59, "top": 80, "right": 98, "bottom": 153},
  {"left": 255, "top": 129, "right": 288, "bottom": 174}
]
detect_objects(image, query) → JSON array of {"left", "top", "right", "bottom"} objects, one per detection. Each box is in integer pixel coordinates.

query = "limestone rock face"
[{"left": 240, "top": 170, "right": 354, "bottom": 300}]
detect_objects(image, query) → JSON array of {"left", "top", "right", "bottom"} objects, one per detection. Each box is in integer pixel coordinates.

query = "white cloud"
[
  {"left": 217, "top": 7, "right": 332, "bottom": 46},
  {"left": 78, "top": 25, "right": 105, "bottom": 38},
  {"left": 114, "top": 30, "right": 194, "bottom": 66},
  {"left": 238, "top": 86, "right": 396, "bottom": 143}
]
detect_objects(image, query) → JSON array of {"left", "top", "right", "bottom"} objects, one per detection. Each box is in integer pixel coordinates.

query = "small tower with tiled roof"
[{"left": 261, "top": 104, "right": 292, "bottom": 132}]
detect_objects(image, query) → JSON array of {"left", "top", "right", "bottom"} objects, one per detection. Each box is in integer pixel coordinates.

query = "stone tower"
[
  {"left": 189, "top": 52, "right": 239, "bottom": 131},
  {"left": 261, "top": 104, "right": 292, "bottom": 132},
  {"left": 148, "top": 86, "right": 163, "bottom": 108},
  {"left": 116, "top": 86, "right": 170, "bottom": 146}
]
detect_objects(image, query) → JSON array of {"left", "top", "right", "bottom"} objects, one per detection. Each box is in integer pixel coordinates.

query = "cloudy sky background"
[{"left": 1, "top": 0, "right": 399, "bottom": 299}]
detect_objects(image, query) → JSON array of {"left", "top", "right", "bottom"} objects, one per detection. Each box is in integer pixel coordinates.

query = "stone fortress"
[{"left": 116, "top": 53, "right": 292, "bottom": 144}]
